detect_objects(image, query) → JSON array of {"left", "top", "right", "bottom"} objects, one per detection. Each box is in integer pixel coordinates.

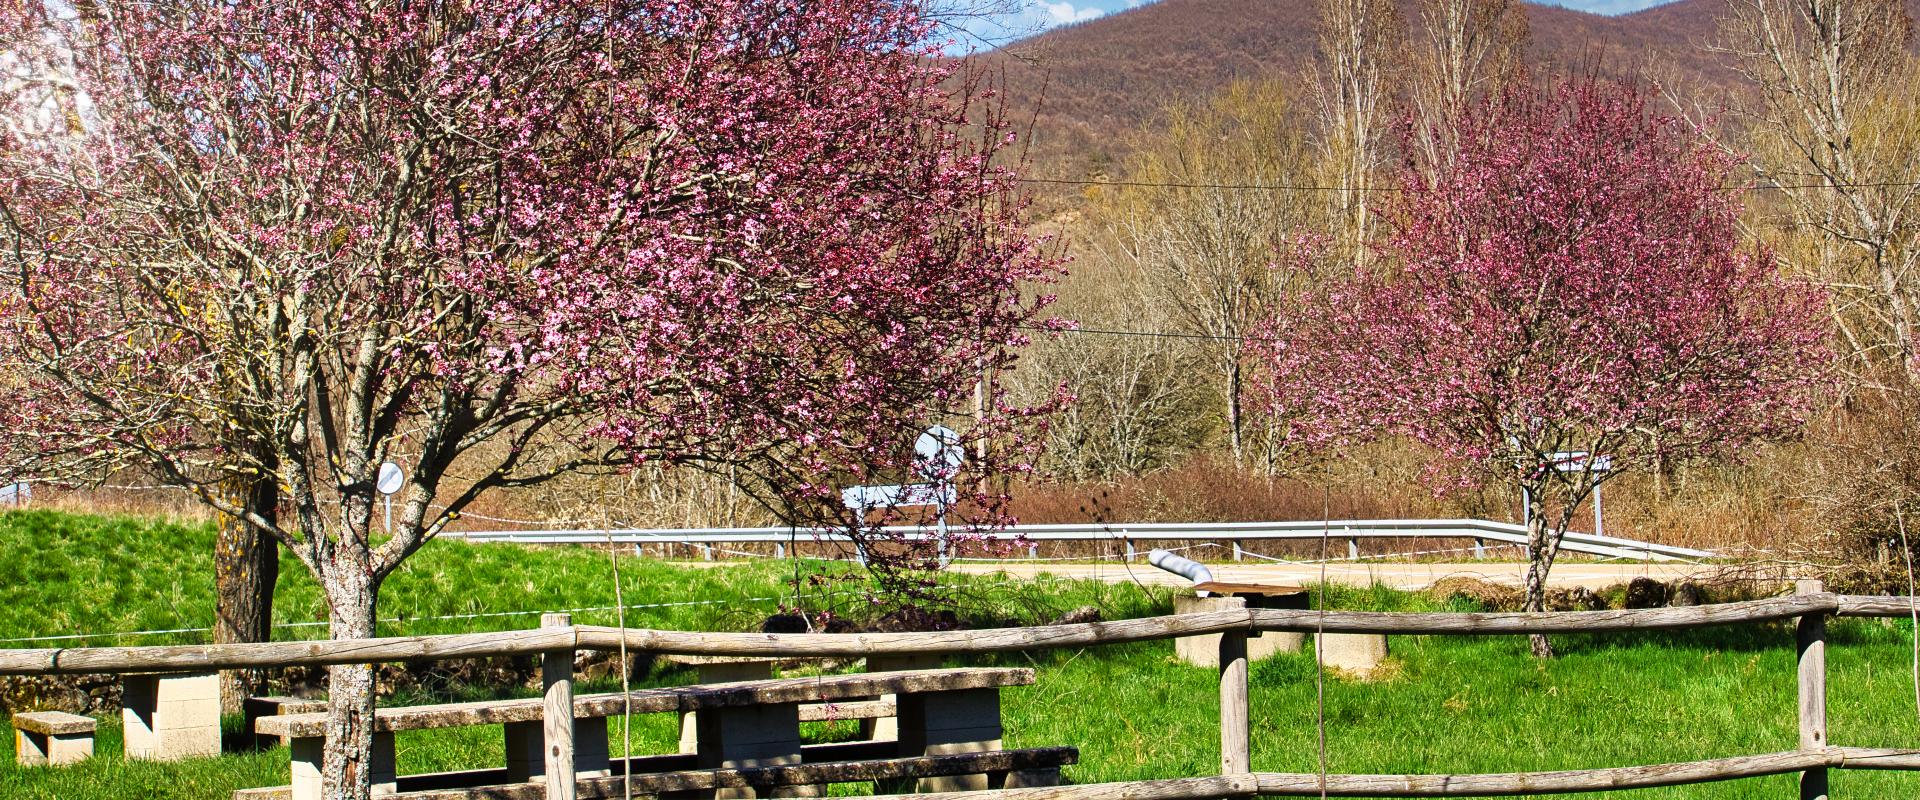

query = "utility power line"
[{"left": 1021, "top": 324, "right": 1269, "bottom": 343}]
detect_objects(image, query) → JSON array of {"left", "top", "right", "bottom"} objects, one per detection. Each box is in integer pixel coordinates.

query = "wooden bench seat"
[
  {"left": 402, "top": 746, "right": 1074, "bottom": 800},
  {"left": 234, "top": 743, "right": 1075, "bottom": 800},
  {"left": 254, "top": 668, "right": 1028, "bottom": 739}
]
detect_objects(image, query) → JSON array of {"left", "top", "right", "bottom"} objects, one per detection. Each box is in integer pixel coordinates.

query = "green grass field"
[{"left": 0, "top": 509, "right": 1917, "bottom": 799}]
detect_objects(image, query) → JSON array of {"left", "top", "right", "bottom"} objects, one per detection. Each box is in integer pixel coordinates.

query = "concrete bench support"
[
  {"left": 291, "top": 732, "right": 396, "bottom": 800},
  {"left": 123, "top": 671, "right": 221, "bottom": 760},
  {"left": 1315, "top": 632, "right": 1390, "bottom": 676},
  {"left": 893, "top": 688, "right": 1004, "bottom": 793},
  {"left": 678, "top": 659, "right": 776, "bottom": 755},
  {"left": 245, "top": 696, "right": 328, "bottom": 749},
  {"left": 13, "top": 711, "right": 95, "bottom": 766},
  {"left": 999, "top": 767, "right": 1064, "bottom": 789},
  {"left": 1173, "top": 595, "right": 1304, "bottom": 667},
  {"left": 861, "top": 653, "right": 940, "bottom": 742},
  {"left": 505, "top": 717, "right": 612, "bottom": 782},
  {"left": 694, "top": 701, "right": 812, "bottom": 799}
]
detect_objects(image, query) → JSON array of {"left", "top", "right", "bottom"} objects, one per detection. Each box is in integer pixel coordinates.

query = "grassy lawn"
[{"left": 0, "top": 509, "right": 1917, "bottom": 798}]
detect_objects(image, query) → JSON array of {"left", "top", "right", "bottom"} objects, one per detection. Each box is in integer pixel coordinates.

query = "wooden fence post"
[
  {"left": 543, "top": 613, "right": 576, "bottom": 800},
  {"left": 1795, "top": 580, "right": 1828, "bottom": 800},
  {"left": 1219, "top": 629, "right": 1250, "bottom": 775}
]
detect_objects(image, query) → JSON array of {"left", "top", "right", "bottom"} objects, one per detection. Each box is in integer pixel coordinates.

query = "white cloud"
[
  {"left": 944, "top": 0, "right": 1119, "bottom": 54},
  {"left": 1041, "top": 2, "right": 1106, "bottom": 26},
  {"left": 1538, "top": 0, "right": 1670, "bottom": 14}
]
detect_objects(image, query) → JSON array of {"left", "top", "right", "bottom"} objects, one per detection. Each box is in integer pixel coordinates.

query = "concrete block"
[
  {"left": 13, "top": 712, "right": 95, "bottom": 767},
  {"left": 243, "top": 696, "right": 327, "bottom": 748},
  {"left": 698, "top": 702, "right": 802, "bottom": 748},
  {"left": 506, "top": 717, "right": 612, "bottom": 781},
  {"left": 859, "top": 654, "right": 936, "bottom": 742},
  {"left": 922, "top": 735, "right": 1005, "bottom": 756},
  {"left": 866, "top": 654, "right": 944, "bottom": 672},
  {"left": 1003, "top": 768, "right": 1062, "bottom": 788},
  {"left": 290, "top": 733, "right": 395, "bottom": 800},
  {"left": 1173, "top": 596, "right": 1305, "bottom": 666},
  {"left": 695, "top": 703, "right": 804, "bottom": 799},
  {"left": 896, "top": 689, "right": 1004, "bottom": 792},
  {"left": 680, "top": 660, "right": 777, "bottom": 754},
  {"left": 122, "top": 672, "right": 222, "bottom": 761},
  {"left": 1315, "top": 633, "right": 1389, "bottom": 676},
  {"left": 902, "top": 688, "right": 1002, "bottom": 732},
  {"left": 157, "top": 697, "right": 221, "bottom": 729}
]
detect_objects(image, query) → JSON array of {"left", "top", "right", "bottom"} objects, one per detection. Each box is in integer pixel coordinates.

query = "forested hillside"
[{"left": 987, "top": 0, "right": 1920, "bottom": 586}]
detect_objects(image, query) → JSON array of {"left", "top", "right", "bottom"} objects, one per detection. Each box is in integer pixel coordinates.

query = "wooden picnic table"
[{"left": 243, "top": 666, "right": 1061, "bottom": 800}]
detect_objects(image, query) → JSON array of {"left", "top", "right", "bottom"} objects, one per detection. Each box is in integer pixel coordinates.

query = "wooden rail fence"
[{"left": 1, "top": 586, "right": 1916, "bottom": 798}]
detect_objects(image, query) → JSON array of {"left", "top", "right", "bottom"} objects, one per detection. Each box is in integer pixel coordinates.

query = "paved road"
[{"left": 946, "top": 560, "right": 1724, "bottom": 591}]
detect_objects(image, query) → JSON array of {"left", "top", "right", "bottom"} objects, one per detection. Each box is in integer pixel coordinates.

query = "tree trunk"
[
  {"left": 1520, "top": 490, "right": 1555, "bottom": 658},
  {"left": 1225, "top": 360, "right": 1244, "bottom": 464},
  {"left": 214, "top": 472, "right": 280, "bottom": 715},
  {"left": 321, "top": 566, "right": 379, "bottom": 800}
]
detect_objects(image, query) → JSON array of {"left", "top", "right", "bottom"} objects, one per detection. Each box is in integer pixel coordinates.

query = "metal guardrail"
[{"left": 438, "top": 518, "right": 1719, "bottom": 562}]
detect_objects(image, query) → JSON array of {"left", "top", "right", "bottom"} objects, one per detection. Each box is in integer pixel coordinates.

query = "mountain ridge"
[{"left": 978, "top": 0, "right": 1730, "bottom": 182}]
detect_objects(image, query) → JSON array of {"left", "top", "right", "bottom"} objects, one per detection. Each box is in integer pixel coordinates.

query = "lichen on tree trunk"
[{"left": 320, "top": 565, "right": 379, "bottom": 800}]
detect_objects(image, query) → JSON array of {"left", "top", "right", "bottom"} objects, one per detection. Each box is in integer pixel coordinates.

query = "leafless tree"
[
  {"left": 1311, "top": 0, "right": 1402, "bottom": 269},
  {"left": 1010, "top": 255, "right": 1210, "bottom": 480},
  {"left": 1711, "top": 1, "right": 1920, "bottom": 572},
  {"left": 1102, "top": 83, "right": 1320, "bottom": 465},
  {"left": 1717, "top": 0, "right": 1920, "bottom": 391},
  {"left": 1406, "top": 0, "right": 1528, "bottom": 174}
]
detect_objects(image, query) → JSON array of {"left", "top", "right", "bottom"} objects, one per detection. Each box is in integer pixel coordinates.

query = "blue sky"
[{"left": 953, "top": 0, "right": 1676, "bottom": 49}]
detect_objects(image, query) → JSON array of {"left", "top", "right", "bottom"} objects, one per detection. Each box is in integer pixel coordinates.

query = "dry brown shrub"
[{"left": 1427, "top": 577, "right": 1521, "bottom": 611}]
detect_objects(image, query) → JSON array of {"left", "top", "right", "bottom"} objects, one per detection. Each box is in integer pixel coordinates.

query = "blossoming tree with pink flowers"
[
  {"left": 0, "top": 0, "right": 1054, "bottom": 794},
  {"left": 1258, "top": 79, "right": 1828, "bottom": 656}
]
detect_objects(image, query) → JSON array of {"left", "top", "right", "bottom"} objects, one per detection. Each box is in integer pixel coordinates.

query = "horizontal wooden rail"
[
  {"left": 1254, "top": 750, "right": 1829, "bottom": 796},
  {"left": 444, "top": 517, "right": 1718, "bottom": 563},
  {"left": 1833, "top": 747, "right": 1920, "bottom": 770},
  {"left": 573, "top": 610, "right": 1254, "bottom": 657},
  {"left": 0, "top": 628, "right": 578, "bottom": 675},
  {"left": 572, "top": 595, "right": 1838, "bottom": 657},
  {"left": 1836, "top": 594, "right": 1920, "bottom": 617},
  {"left": 817, "top": 749, "right": 1920, "bottom": 800},
  {"left": 1250, "top": 594, "right": 1834, "bottom": 635},
  {"left": 829, "top": 775, "right": 1263, "bottom": 800},
  {"left": 0, "top": 593, "right": 1910, "bottom": 675}
]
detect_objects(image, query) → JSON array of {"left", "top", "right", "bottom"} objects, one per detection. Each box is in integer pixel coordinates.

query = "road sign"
[
  {"left": 377, "top": 462, "right": 405, "bottom": 495},
  {"left": 841, "top": 482, "right": 956, "bottom": 511},
  {"left": 914, "top": 425, "right": 964, "bottom": 480},
  {"left": 1547, "top": 452, "right": 1612, "bottom": 472},
  {"left": 376, "top": 462, "right": 405, "bottom": 534}
]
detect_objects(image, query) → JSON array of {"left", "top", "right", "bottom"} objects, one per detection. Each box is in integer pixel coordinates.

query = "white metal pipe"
[{"left": 1148, "top": 549, "right": 1215, "bottom": 596}]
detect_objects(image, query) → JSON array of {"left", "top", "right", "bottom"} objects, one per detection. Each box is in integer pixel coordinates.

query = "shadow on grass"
[{"left": 220, "top": 714, "right": 260, "bottom": 754}]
